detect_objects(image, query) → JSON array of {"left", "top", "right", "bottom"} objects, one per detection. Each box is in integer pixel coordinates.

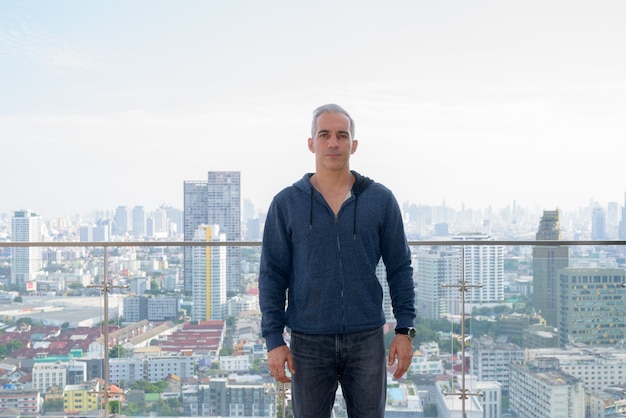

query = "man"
[{"left": 259, "top": 104, "right": 416, "bottom": 417}]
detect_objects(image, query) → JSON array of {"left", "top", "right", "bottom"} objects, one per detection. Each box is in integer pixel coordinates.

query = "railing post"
[
  {"left": 87, "top": 245, "right": 129, "bottom": 418},
  {"left": 442, "top": 246, "right": 484, "bottom": 414}
]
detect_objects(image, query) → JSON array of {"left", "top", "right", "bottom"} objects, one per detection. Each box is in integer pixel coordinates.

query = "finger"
[
  {"left": 286, "top": 353, "right": 296, "bottom": 375},
  {"left": 388, "top": 345, "right": 397, "bottom": 366}
]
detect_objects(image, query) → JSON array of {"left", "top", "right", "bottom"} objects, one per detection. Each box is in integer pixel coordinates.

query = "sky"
[{"left": 1, "top": 0, "right": 625, "bottom": 219}]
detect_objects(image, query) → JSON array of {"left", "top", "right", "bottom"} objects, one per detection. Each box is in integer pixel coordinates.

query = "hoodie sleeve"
[
  {"left": 259, "top": 198, "right": 292, "bottom": 351},
  {"left": 380, "top": 193, "right": 416, "bottom": 328}
]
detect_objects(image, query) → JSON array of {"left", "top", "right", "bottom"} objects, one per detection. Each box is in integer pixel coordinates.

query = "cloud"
[{"left": 0, "top": 9, "right": 100, "bottom": 70}]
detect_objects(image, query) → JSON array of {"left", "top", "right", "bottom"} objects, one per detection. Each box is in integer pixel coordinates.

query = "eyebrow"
[{"left": 317, "top": 129, "right": 350, "bottom": 137}]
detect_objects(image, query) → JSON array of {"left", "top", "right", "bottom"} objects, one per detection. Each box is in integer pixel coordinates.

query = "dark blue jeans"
[{"left": 290, "top": 327, "right": 386, "bottom": 418}]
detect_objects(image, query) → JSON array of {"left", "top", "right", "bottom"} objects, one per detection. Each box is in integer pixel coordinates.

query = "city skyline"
[{"left": 1, "top": 1, "right": 625, "bottom": 218}]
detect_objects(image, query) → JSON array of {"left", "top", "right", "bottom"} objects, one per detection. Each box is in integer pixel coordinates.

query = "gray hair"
[{"left": 311, "top": 104, "right": 355, "bottom": 139}]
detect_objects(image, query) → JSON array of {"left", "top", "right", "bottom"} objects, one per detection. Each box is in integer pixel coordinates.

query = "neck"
[{"left": 313, "top": 169, "right": 352, "bottom": 185}]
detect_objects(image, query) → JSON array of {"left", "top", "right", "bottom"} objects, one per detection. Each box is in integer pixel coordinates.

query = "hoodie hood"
[{"left": 296, "top": 171, "right": 374, "bottom": 237}]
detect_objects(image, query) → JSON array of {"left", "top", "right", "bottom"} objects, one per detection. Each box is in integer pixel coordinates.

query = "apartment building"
[
  {"left": 124, "top": 295, "right": 180, "bottom": 322},
  {"left": 509, "top": 358, "right": 585, "bottom": 418},
  {"left": 32, "top": 361, "right": 69, "bottom": 392},
  {"left": 63, "top": 381, "right": 101, "bottom": 415},
  {"left": 0, "top": 389, "right": 42, "bottom": 415},
  {"left": 470, "top": 336, "right": 524, "bottom": 392},
  {"left": 525, "top": 347, "right": 626, "bottom": 392},
  {"left": 146, "top": 357, "right": 194, "bottom": 382},
  {"left": 109, "top": 357, "right": 145, "bottom": 385},
  {"left": 588, "top": 385, "right": 626, "bottom": 418},
  {"left": 188, "top": 378, "right": 275, "bottom": 417},
  {"left": 409, "top": 341, "right": 444, "bottom": 375}
]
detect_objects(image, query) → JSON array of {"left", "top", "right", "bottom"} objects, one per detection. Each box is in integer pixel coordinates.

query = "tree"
[
  {"left": 109, "top": 400, "right": 121, "bottom": 414},
  {"left": 109, "top": 344, "right": 126, "bottom": 358},
  {"left": 42, "top": 398, "right": 64, "bottom": 413},
  {"left": 7, "top": 339, "right": 23, "bottom": 354},
  {"left": 16, "top": 317, "right": 32, "bottom": 325}
]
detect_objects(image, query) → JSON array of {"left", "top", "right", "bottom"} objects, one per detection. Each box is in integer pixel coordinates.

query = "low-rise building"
[
  {"left": 0, "top": 388, "right": 42, "bottom": 415},
  {"left": 63, "top": 381, "right": 101, "bottom": 415}
]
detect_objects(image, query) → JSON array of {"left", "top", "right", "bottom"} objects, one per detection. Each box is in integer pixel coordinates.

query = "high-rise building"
[
  {"left": 415, "top": 246, "right": 461, "bottom": 320},
  {"left": 207, "top": 171, "right": 241, "bottom": 293},
  {"left": 558, "top": 267, "right": 626, "bottom": 347},
  {"left": 618, "top": 192, "right": 626, "bottom": 240},
  {"left": 151, "top": 206, "right": 168, "bottom": 235},
  {"left": 533, "top": 210, "right": 569, "bottom": 328},
  {"left": 607, "top": 201, "right": 619, "bottom": 238},
  {"left": 183, "top": 181, "right": 209, "bottom": 293},
  {"left": 192, "top": 224, "right": 226, "bottom": 321},
  {"left": 183, "top": 171, "right": 241, "bottom": 294},
  {"left": 452, "top": 232, "right": 504, "bottom": 306},
  {"left": 114, "top": 206, "right": 130, "bottom": 236},
  {"left": 132, "top": 206, "right": 145, "bottom": 236},
  {"left": 591, "top": 207, "right": 607, "bottom": 240},
  {"left": 11, "top": 209, "right": 43, "bottom": 287}
]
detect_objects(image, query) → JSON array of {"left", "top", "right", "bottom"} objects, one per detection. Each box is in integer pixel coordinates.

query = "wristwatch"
[{"left": 395, "top": 327, "right": 416, "bottom": 340}]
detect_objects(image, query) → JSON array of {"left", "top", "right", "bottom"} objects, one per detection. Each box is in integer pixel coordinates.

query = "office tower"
[
  {"left": 79, "top": 225, "right": 92, "bottom": 242},
  {"left": 533, "top": 210, "right": 569, "bottom": 328},
  {"left": 192, "top": 224, "right": 226, "bottom": 321},
  {"left": 591, "top": 207, "right": 607, "bottom": 240},
  {"left": 163, "top": 205, "right": 183, "bottom": 235},
  {"left": 452, "top": 232, "right": 504, "bottom": 306},
  {"left": 183, "top": 181, "right": 209, "bottom": 293},
  {"left": 607, "top": 201, "right": 619, "bottom": 238},
  {"left": 10, "top": 210, "right": 43, "bottom": 287},
  {"left": 558, "top": 267, "right": 626, "bottom": 347},
  {"left": 92, "top": 225, "right": 109, "bottom": 242},
  {"left": 184, "top": 171, "right": 241, "bottom": 294},
  {"left": 151, "top": 206, "right": 168, "bottom": 235},
  {"left": 415, "top": 246, "right": 461, "bottom": 320},
  {"left": 113, "top": 206, "right": 130, "bottom": 236},
  {"left": 246, "top": 217, "right": 261, "bottom": 241},
  {"left": 243, "top": 198, "right": 255, "bottom": 222},
  {"left": 619, "top": 192, "right": 626, "bottom": 240},
  {"left": 132, "top": 206, "right": 145, "bottom": 236},
  {"left": 146, "top": 217, "right": 155, "bottom": 237}
]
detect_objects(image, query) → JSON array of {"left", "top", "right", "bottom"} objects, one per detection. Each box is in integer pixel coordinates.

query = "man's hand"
[
  {"left": 388, "top": 334, "right": 414, "bottom": 379},
  {"left": 268, "top": 345, "right": 295, "bottom": 383}
]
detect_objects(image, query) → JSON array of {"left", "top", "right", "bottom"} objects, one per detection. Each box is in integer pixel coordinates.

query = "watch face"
[{"left": 408, "top": 328, "right": 417, "bottom": 338}]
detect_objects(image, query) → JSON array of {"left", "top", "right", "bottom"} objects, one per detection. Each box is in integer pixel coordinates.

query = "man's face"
[{"left": 308, "top": 112, "right": 358, "bottom": 172}]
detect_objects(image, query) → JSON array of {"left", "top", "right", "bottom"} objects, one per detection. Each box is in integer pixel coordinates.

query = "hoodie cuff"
[
  {"left": 264, "top": 332, "right": 286, "bottom": 352},
  {"left": 394, "top": 315, "right": 415, "bottom": 330}
]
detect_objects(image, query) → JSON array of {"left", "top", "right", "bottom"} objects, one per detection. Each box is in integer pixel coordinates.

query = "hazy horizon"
[{"left": 2, "top": 1, "right": 625, "bottom": 218}]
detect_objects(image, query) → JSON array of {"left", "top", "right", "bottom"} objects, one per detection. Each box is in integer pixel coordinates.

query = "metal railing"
[{"left": 1, "top": 239, "right": 626, "bottom": 417}]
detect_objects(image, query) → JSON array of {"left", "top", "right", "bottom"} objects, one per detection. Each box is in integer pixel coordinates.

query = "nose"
[{"left": 328, "top": 134, "right": 340, "bottom": 147}]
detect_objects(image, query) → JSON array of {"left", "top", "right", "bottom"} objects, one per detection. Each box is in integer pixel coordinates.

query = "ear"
[
  {"left": 351, "top": 139, "right": 359, "bottom": 154},
  {"left": 308, "top": 137, "right": 315, "bottom": 153}
]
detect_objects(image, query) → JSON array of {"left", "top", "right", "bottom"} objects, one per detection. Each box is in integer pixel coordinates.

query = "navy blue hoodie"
[{"left": 259, "top": 171, "right": 415, "bottom": 351}]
